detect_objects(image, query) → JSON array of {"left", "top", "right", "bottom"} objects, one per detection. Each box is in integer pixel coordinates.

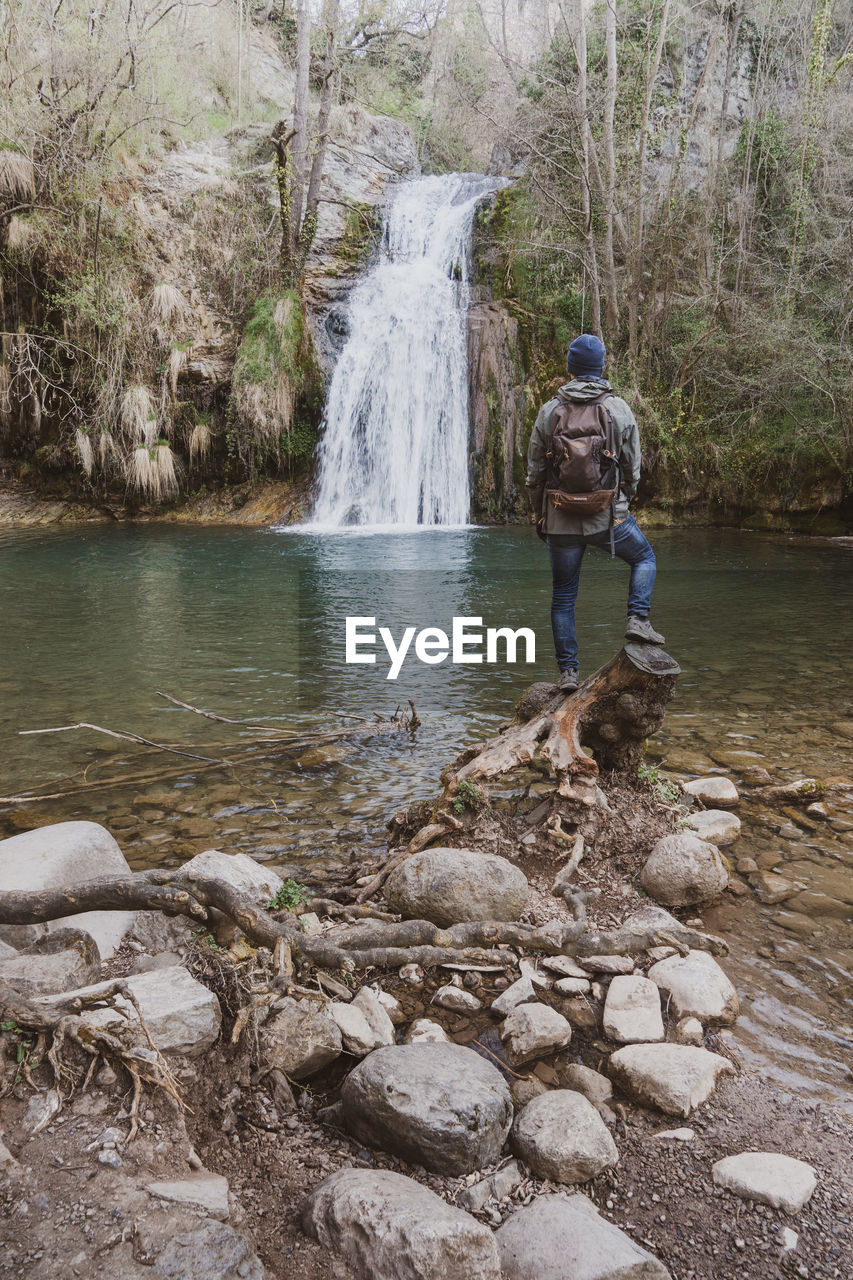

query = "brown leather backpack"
[{"left": 545, "top": 392, "right": 619, "bottom": 515}]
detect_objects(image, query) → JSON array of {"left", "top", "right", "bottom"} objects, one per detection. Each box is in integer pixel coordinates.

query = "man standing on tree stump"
[{"left": 526, "top": 334, "right": 664, "bottom": 693}]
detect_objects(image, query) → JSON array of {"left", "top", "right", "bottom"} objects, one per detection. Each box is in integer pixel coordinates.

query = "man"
[{"left": 526, "top": 333, "right": 664, "bottom": 693}]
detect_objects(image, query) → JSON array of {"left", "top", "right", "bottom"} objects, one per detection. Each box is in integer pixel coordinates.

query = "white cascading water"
[{"left": 310, "top": 173, "right": 505, "bottom": 528}]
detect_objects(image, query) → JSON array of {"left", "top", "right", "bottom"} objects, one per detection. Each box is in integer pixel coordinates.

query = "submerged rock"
[
  {"left": 340, "top": 1043, "right": 512, "bottom": 1175},
  {"left": 385, "top": 846, "right": 528, "bottom": 927},
  {"left": 682, "top": 776, "right": 740, "bottom": 806},
  {"left": 685, "top": 809, "right": 742, "bottom": 846},
  {"left": 512, "top": 1091, "right": 618, "bottom": 1185},
  {"left": 639, "top": 833, "right": 729, "bottom": 907},
  {"left": 303, "top": 1168, "right": 501, "bottom": 1280},
  {"left": 495, "top": 1193, "right": 671, "bottom": 1280},
  {"left": 608, "top": 1043, "right": 735, "bottom": 1117}
]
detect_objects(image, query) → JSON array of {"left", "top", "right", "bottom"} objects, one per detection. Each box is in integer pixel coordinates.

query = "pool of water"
[{"left": 1, "top": 523, "right": 851, "bottom": 1109}]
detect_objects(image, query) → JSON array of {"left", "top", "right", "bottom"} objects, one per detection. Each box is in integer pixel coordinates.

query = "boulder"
[
  {"left": 648, "top": 952, "right": 739, "bottom": 1026},
  {"left": 602, "top": 976, "right": 664, "bottom": 1044},
  {"left": 0, "top": 821, "right": 135, "bottom": 958},
  {"left": 512, "top": 1091, "right": 618, "bottom": 1184},
  {"left": 542, "top": 955, "right": 588, "bottom": 978},
  {"left": 685, "top": 810, "right": 742, "bottom": 846},
  {"left": 0, "top": 929, "right": 100, "bottom": 996},
  {"left": 328, "top": 1002, "right": 384, "bottom": 1057},
  {"left": 501, "top": 1003, "right": 572, "bottom": 1065},
  {"left": 154, "top": 1219, "right": 265, "bottom": 1280},
  {"left": 495, "top": 1193, "right": 671, "bottom": 1280},
  {"left": 38, "top": 967, "right": 220, "bottom": 1056},
  {"left": 608, "top": 1044, "right": 735, "bottom": 1117},
  {"left": 179, "top": 849, "right": 283, "bottom": 905},
  {"left": 682, "top": 777, "right": 740, "bottom": 807},
  {"left": 553, "top": 977, "right": 591, "bottom": 995},
  {"left": 302, "top": 1168, "right": 501, "bottom": 1280},
  {"left": 260, "top": 997, "right": 342, "bottom": 1079},
  {"left": 433, "top": 984, "right": 482, "bottom": 1013},
  {"left": 147, "top": 1173, "right": 230, "bottom": 1220},
  {"left": 559, "top": 1064, "right": 613, "bottom": 1107},
  {"left": 340, "top": 1043, "right": 512, "bottom": 1175},
  {"left": 711, "top": 1152, "right": 817, "bottom": 1213},
  {"left": 385, "top": 846, "right": 528, "bottom": 927},
  {"left": 578, "top": 956, "right": 634, "bottom": 975},
  {"left": 491, "top": 975, "right": 537, "bottom": 1016},
  {"left": 351, "top": 985, "right": 395, "bottom": 1047},
  {"left": 404, "top": 1018, "right": 449, "bottom": 1044},
  {"left": 639, "top": 834, "right": 728, "bottom": 907}
]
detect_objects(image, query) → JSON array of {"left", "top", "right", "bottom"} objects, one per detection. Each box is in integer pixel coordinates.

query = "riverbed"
[{"left": 1, "top": 523, "right": 851, "bottom": 1111}]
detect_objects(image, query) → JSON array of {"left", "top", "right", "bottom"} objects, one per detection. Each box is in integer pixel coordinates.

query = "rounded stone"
[
  {"left": 511, "top": 1091, "right": 618, "bottom": 1184},
  {"left": 686, "top": 810, "right": 742, "bottom": 846},
  {"left": 385, "top": 846, "right": 528, "bottom": 927},
  {"left": 639, "top": 833, "right": 729, "bottom": 907},
  {"left": 340, "top": 1043, "right": 513, "bottom": 1175}
]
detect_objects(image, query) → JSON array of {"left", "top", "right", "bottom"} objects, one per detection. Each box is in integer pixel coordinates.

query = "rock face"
[
  {"left": 153, "top": 1219, "right": 265, "bottom": 1280},
  {"left": 260, "top": 997, "right": 342, "bottom": 1079},
  {"left": 385, "top": 846, "right": 529, "bottom": 927},
  {"left": 47, "top": 966, "right": 221, "bottom": 1057},
  {"left": 512, "top": 1091, "right": 619, "bottom": 1184},
  {"left": 648, "top": 952, "right": 739, "bottom": 1026},
  {"left": 495, "top": 1193, "right": 671, "bottom": 1280},
  {"left": 711, "top": 1152, "right": 817, "bottom": 1213},
  {"left": 501, "top": 1003, "right": 572, "bottom": 1065},
  {"left": 0, "top": 821, "right": 135, "bottom": 958},
  {"left": 639, "top": 833, "right": 729, "bottom": 907},
  {"left": 609, "top": 1044, "right": 735, "bottom": 1117},
  {"left": 303, "top": 1168, "right": 502, "bottom": 1280},
  {"left": 682, "top": 777, "right": 739, "bottom": 806},
  {"left": 603, "top": 976, "right": 664, "bottom": 1044},
  {"left": 340, "top": 1043, "right": 513, "bottom": 1175},
  {"left": 685, "top": 810, "right": 742, "bottom": 846},
  {"left": 179, "top": 849, "right": 283, "bottom": 905}
]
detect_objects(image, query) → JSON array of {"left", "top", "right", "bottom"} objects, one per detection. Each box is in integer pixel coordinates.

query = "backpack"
[{"left": 544, "top": 392, "right": 620, "bottom": 515}]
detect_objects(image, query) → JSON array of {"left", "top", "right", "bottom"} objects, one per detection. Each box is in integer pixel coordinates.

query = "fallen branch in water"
[{"left": 19, "top": 722, "right": 223, "bottom": 764}]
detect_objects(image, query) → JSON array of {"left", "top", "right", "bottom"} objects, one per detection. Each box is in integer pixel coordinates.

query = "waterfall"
[{"left": 310, "top": 173, "right": 506, "bottom": 529}]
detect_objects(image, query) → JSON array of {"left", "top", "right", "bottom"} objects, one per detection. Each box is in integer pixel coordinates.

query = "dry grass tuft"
[
  {"left": 0, "top": 150, "right": 35, "bottom": 202},
  {"left": 168, "top": 346, "right": 187, "bottom": 396},
  {"left": 125, "top": 441, "right": 181, "bottom": 500},
  {"left": 98, "top": 431, "right": 119, "bottom": 469},
  {"left": 120, "top": 385, "right": 158, "bottom": 446},
  {"left": 74, "top": 429, "right": 94, "bottom": 477},
  {"left": 154, "top": 442, "right": 180, "bottom": 498},
  {"left": 188, "top": 421, "right": 211, "bottom": 465},
  {"left": 5, "top": 215, "right": 36, "bottom": 253},
  {"left": 151, "top": 282, "right": 187, "bottom": 331}
]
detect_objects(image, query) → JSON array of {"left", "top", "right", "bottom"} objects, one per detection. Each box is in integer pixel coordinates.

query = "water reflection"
[{"left": 0, "top": 524, "right": 851, "bottom": 1110}]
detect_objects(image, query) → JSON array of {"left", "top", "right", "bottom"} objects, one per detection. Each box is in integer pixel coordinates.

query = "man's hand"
[{"left": 535, "top": 515, "right": 548, "bottom": 543}]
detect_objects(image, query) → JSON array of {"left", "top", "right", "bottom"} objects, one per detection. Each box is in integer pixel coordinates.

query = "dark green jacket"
[{"left": 525, "top": 377, "right": 641, "bottom": 536}]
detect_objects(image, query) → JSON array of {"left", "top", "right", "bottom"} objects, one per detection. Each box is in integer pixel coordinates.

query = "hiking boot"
[
  {"left": 626, "top": 615, "right": 665, "bottom": 645},
  {"left": 558, "top": 668, "right": 580, "bottom": 693}
]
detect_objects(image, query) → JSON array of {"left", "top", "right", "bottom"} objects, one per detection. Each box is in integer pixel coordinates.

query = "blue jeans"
[{"left": 548, "top": 515, "right": 656, "bottom": 672}]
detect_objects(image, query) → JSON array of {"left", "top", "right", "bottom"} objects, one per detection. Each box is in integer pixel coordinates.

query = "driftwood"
[{"left": 445, "top": 644, "right": 681, "bottom": 802}]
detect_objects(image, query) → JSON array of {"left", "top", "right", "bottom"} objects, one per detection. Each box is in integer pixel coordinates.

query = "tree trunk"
[
  {"left": 444, "top": 644, "right": 681, "bottom": 803},
  {"left": 291, "top": 0, "right": 311, "bottom": 249},
  {"left": 300, "top": 0, "right": 340, "bottom": 261},
  {"left": 603, "top": 0, "right": 620, "bottom": 336},
  {"left": 575, "top": 0, "right": 602, "bottom": 336}
]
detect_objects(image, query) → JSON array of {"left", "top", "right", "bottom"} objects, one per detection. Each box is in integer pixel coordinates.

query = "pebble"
[
  {"left": 579, "top": 955, "right": 635, "bottom": 975},
  {"left": 399, "top": 963, "right": 424, "bottom": 987},
  {"left": 432, "top": 985, "right": 482, "bottom": 1013}
]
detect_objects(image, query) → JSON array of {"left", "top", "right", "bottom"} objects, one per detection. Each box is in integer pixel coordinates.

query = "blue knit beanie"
[{"left": 567, "top": 333, "right": 606, "bottom": 377}]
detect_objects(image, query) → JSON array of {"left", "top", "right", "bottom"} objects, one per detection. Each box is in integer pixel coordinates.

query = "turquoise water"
[{"left": 1, "top": 524, "right": 851, "bottom": 1107}]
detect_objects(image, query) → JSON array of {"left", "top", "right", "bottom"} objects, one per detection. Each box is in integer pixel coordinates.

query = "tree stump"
[{"left": 444, "top": 644, "right": 680, "bottom": 803}]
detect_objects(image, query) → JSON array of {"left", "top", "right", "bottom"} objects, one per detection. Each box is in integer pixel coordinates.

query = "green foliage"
[
  {"left": 637, "top": 762, "right": 680, "bottom": 807},
  {"left": 451, "top": 779, "right": 486, "bottom": 815},
  {"left": 268, "top": 879, "right": 311, "bottom": 912}
]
